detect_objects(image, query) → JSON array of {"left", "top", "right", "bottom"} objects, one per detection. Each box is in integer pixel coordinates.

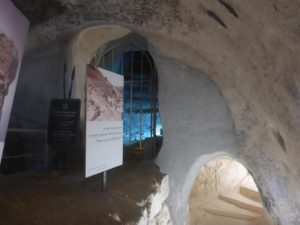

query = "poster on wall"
[
  {"left": 0, "top": 0, "right": 30, "bottom": 164},
  {"left": 85, "top": 64, "right": 123, "bottom": 178}
]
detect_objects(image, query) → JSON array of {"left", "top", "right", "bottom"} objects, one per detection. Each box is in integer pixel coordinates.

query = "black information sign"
[{"left": 47, "top": 99, "right": 81, "bottom": 144}]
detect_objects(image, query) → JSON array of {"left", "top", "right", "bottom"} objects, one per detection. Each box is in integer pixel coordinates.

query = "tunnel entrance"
[
  {"left": 187, "top": 156, "right": 274, "bottom": 225},
  {"left": 90, "top": 33, "right": 163, "bottom": 159}
]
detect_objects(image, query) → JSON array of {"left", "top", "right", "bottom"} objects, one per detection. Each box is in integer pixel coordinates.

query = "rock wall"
[
  {"left": 154, "top": 56, "right": 239, "bottom": 225},
  {"left": 135, "top": 175, "right": 172, "bottom": 225},
  {"left": 11, "top": 41, "right": 66, "bottom": 128},
  {"left": 11, "top": 0, "right": 300, "bottom": 224}
]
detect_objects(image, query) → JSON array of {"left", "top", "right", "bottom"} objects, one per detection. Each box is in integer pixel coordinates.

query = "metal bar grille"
[{"left": 91, "top": 43, "right": 158, "bottom": 148}]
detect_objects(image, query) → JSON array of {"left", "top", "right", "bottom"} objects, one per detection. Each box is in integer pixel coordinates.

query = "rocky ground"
[{"left": 0, "top": 159, "right": 170, "bottom": 225}]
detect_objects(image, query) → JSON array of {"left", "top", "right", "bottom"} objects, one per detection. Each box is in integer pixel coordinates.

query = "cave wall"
[
  {"left": 11, "top": 41, "right": 66, "bottom": 129},
  {"left": 154, "top": 56, "right": 239, "bottom": 224},
  {"left": 10, "top": 0, "right": 300, "bottom": 224}
]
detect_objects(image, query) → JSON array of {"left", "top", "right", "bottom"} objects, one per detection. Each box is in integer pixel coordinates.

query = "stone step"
[
  {"left": 219, "top": 192, "right": 264, "bottom": 213},
  {"left": 240, "top": 185, "right": 261, "bottom": 202},
  {"left": 202, "top": 199, "right": 261, "bottom": 221}
]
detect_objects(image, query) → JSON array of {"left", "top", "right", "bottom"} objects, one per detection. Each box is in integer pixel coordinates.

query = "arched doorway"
[
  {"left": 187, "top": 156, "right": 274, "bottom": 225},
  {"left": 91, "top": 33, "right": 162, "bottom": 146},
  {"left": 69, "top": 25, "right": 165, "bottom": 159}
]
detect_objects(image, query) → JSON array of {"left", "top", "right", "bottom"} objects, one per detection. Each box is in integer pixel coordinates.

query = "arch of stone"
[
  {"left": 13, "top": 20, "right": 300, "bottom": 225},
  {"left": 187, "top": 156, "right": 275, "bottom": 225}
]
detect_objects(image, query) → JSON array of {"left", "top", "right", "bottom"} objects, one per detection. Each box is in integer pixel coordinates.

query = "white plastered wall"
[{"left": 15, "top": 23, "right": 298, "bottom": 225}]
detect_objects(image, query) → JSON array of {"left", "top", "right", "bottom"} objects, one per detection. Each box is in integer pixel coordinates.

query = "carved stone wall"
[{"left": 11, "top": 1, "right": 300, "bottom": 224}]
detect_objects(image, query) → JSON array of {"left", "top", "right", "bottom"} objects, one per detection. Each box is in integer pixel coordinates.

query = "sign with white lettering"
[
  {"left": 85, "top": 65, "right": 123, "bottom": 177},
  {"left": 47, "top": 99, "right": 81, "bottom": 144}
]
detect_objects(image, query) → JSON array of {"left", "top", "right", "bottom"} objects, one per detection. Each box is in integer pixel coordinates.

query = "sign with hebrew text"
[{"left": 85, "top": 65, "right": 123, "bottom": 177}]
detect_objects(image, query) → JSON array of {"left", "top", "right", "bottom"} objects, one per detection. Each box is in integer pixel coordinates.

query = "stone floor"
[{"left": 0, "top": 160, "right": 165, "bottom": 225}]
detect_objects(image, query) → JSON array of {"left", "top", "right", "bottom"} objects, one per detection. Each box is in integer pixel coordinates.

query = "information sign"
[
  {"left": 0, "top": 0, "right": 29, "bottom": 164},
  {"left": 47, "top": 99, "right": 81, "bottom": 144},
  {"left": 85, "top": 65, "right": 123, "bottom": 177}
]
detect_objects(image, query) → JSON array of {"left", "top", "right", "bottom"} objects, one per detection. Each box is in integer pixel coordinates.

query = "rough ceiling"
[
  {"left": 12, "top": 0, "right": 67, "bottom": 26},
  {"left": 10, "top": 1, "right": 300, "bottom": 225}
]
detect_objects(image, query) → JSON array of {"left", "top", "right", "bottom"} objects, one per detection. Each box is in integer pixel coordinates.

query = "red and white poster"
[
  {"left": 85, "top": 64, "right": 123, "bottom": 177},
  {"left": 0, "top": 0, "right": 29, "bottom": 163}
]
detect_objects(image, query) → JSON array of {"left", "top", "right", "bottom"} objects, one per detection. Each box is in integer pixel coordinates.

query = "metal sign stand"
[{"left": 102, "top": 171, "right": 107, "bottom": 192}]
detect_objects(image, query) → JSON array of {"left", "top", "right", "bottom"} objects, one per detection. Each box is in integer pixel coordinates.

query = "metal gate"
[{"left": 91, "top": 36, "right": 161, "bottom": 149}]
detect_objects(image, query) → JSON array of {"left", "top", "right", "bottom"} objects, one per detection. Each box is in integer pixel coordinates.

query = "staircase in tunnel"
[
  {"left": 188, "top": 157, "right": 274, "bottom": 225},
  {"left": 202, "top": 184, "right": 264, "bottom": 223}
]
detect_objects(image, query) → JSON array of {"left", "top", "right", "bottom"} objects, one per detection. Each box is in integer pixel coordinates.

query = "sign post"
[{"left": 102, "top": 171, "right": 107, "bottom": 191}]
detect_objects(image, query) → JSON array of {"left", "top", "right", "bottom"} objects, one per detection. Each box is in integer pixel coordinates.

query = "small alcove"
[{"left": 187, "top": 156, "right": 275, "bottom": 225}]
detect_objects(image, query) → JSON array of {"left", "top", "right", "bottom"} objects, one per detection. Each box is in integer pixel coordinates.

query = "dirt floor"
[{"left": 0, "top": 160, "right": 163, "bottom": 225}]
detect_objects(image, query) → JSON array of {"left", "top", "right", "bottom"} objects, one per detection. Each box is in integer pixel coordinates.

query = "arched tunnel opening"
[
  {"left": 187, "top": 156, "right": 275, "bottom": 225},
  {"left": 89, "top": 33, "right": 163, "bottom": 160},
  {"left": 1, "top": 0, "right": 300, "bottom": 223}
]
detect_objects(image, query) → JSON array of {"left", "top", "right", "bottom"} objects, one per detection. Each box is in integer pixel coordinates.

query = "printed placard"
[
  {"left": 0, "top": 0, "right": 29, "bottom": 163},
  {"left": 47, "top": 99, "right": 81, "bottom": 144},
  {"left": 85, "top": 65, "right": 123, "bottom": 177}
]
